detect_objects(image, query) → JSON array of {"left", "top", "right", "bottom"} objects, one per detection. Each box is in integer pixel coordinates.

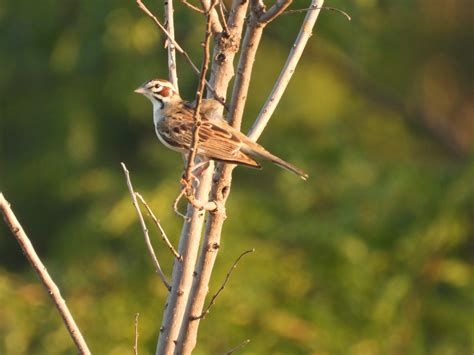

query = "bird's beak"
[{"left": 134, "top": 86, "right": 147, "bottom": 94}]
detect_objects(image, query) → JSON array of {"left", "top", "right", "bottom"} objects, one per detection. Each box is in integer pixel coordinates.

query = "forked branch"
[{"left": 121, "top": 163, "right": 171, "bottom": 290}]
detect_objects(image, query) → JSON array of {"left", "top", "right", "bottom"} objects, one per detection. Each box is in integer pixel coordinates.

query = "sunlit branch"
[
  {"left": 135, "top": 192, "right": 181, "bottom": 260},
  {"left": 0, "top": 193, "right": 91, "bottom": 355},
  {"left": 121, "top": 163, "right": 171, "bottom": 290},
  {"left": 192, "top": 248, "right": 254, "bottom": 320},
  {"left": 249, "top": 0, "right": 325, "bottom": 140}
]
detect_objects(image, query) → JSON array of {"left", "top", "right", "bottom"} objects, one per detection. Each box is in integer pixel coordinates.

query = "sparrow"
[{"left": 134, "top": 78, "right": 308, "bottom": 180}]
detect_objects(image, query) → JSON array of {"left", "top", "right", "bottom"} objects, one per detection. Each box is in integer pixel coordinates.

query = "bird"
[{"left": 134, "top": 78, "right": 308, "bottom": 180}]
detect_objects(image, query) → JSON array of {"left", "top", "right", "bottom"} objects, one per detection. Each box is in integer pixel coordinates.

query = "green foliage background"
[{"left": 0, "top": 0, "right": 472, "bottom": 354}]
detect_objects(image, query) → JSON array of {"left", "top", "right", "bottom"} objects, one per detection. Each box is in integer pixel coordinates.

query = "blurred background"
[{"left": 0, "top": 0, "right": 472, "bottom": 353}]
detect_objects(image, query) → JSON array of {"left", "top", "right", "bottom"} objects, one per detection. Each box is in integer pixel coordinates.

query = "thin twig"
[
  {"left": 182, "top": 2, "right": 215, "bottom": 205},
  {"left": 121, "top": 163, "right": 171, "bottom": 290},
  {"left": 180, "top": 0, "right": 205, "bottom": 14},
  {"left": 283, "top": 5, "right": 351, "bottom": 21},
  {"left": 219, "top": 0, "right": 227, "bottom": 13},
  {"left": 217, "top": 0, "right": 230, "bottom": 34},
  {"left": 133, "top": 313, "right": 140, "bottom": 355},
  {"left": 135, "top": 0, "right": 227, "bottom": 108},
  {"left": 164, "top": 0, "right": 179, "bottom": 90},
  {"left": 136, "top": 0, "right": 196, "bottom": 70},
  {"left": 249, "top": 0, "right": 325, "bottom": 140},
  {"left": 258, "top": 0, "right": 294, "bottom": 24},
  {"left": 0, "top": 193, "right": 91, "bottom": 355},
  {"left": 192, "top": 249, "right": 255, "bottom": 320},
  {"left": 199, "top": 0, "right": 224, "bottom": 34},
  {"left": 135, "top": 192, "right": 182, "bottom": 260},
  {"left": 223, "top": 339, "right": 251, "bottom": 355}
]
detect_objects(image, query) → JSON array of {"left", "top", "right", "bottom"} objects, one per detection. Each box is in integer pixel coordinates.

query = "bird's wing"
[{"left": 158, "top": 113, "right": 261, "bottom": 169}]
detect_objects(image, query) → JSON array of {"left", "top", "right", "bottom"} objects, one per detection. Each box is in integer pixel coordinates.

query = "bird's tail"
[{"left": 244, "top": 145, "right": 309, "bottom": 180}]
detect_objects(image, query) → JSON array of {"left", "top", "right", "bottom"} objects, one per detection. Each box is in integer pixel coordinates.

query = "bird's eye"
[{"left": 154, "top": 84, "right": 160, "bottom": 89}]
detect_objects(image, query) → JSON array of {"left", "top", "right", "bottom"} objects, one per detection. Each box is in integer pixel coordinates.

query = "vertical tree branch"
[
  {"left": 155, "top": 6, "right": 216, "bottom": 355},
  {"left": 227, "top": 12, "right": 264, "bottom": 128},
  {"left": 134, "top": 313, "right": 140, "bottom": 355},
  {"left": 0, "top": 193, "right": 91, "bottom": 355},
  {"left": 175, "top": 1, "right": 324, "bottom": 352},
  {"left": 155, "top": 179, "right": 212, "bottom": 355},
  {"left": 207, "top": 0, "right": 249, "bottom": 99},
  {"left": 164, "top": 0, "right": 179, "bottom": 90},
  {"left": 228, "top": 0, "right": 292, "bottom": 129},
  {"left": 156, "top": 0, "right": 249, "bottom": 353}
]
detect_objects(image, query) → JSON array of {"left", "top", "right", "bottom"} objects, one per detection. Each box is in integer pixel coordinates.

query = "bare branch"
[
  {"left": 180, "top": 0, "right": 205, "bottom": 13},
  {"left": 199, "top": 0, "right": 224, "bottom": 34},
  {"left": 121, "top": 163, "right": 171, "bottom": 290},
  {"left": 259, "top": 0, "right": 293, "bottom": 24},
  {"left": 155, "top": 4, "right": 220, "bottom": 354},
  {"left": 156, "top": 175, "right": 214, "bottom": 355},
  {"left": 217, "top": 0, "right": 230, "bottom": 34},
  {"left": 0, "top": 193, "right": 91, "bottom": 355},
  {"left": 134, "top": 313, "right": 140, "bottom": 355},
  {"left": 135, "top": 0, "right": 196, "bottom": 70},
  {"left": 227, "top": 17, "right": 264, "bottom": 129},
  {"left": 164, "top": 0, "right": 179, "bottom": 90},
  {"left": 283, "top": 5, "right": 351, "bottom": 21},
  {"left": 157, "top": 0, "right": 250, "bottom": 352},
  {"left": 249, "top": 0, "right": 325, "bottom": 140},
  {"left": 227, "top": 0, "right": 293, "bottom": 128},
  {"left": 192, "top": 249, "right": 254, "bottom": 320},
  {"left": 135, "top": 0, "right": 227, "bottom": 107},
  {"left": 175, "top": 1, "right": 327, "bottom": 353},
  {"left": 135, "top": 192, "right": 181, "bottom": 260},
  {"left": 207, "top": 0, "right": 249, "bottom": 99},
  {"left": 182, "top": 4, "right": 216, "bottom": 209},
  {"left": 223, "top": 339, "right": 251, "bottom": 355}
]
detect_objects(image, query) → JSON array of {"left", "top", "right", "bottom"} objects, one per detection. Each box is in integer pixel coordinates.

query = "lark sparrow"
[{"left": 134, "top": 78, "right": 308, "bottom": 180}]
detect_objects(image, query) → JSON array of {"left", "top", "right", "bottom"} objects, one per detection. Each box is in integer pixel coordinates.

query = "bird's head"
[{"left": 134, "top": 78, "right": 180, "bottom": 109}]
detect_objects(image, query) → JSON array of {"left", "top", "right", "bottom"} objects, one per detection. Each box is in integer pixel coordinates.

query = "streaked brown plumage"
[{"left": 135, "top": 78, "right": 308, "bottom": 180}]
